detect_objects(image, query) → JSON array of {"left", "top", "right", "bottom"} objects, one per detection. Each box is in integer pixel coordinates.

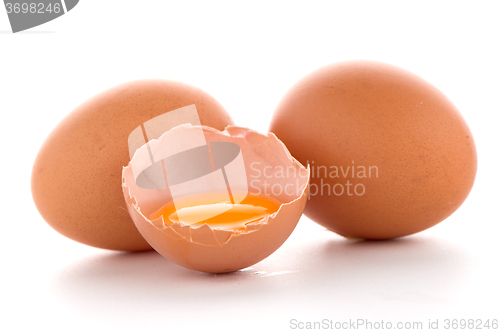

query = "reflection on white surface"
[{"left": 48, "top": 220, "right": 475, "bottom": 330}]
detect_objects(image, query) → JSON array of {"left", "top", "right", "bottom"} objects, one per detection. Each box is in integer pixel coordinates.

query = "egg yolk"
[{"left": 150, "top": 192, "right": 281, "bottom": 230}]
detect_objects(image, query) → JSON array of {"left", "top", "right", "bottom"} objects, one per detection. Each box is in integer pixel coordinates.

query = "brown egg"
[
  {"left": 269, "top": 60, "right": 477, "bottom": 239},
  {"left": 31, "top": 80, "right": 234, "bottom": 251},
  {"left": 122, "top": 125, "right": 310, "bottom": 273}
]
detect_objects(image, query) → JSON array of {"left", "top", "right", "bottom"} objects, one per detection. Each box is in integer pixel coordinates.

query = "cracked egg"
[{"left": 122, "top": 125, "right": 309, "bottom": 273}]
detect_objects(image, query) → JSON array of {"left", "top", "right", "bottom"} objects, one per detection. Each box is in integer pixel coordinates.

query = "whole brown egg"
[
  {"left": 31, "top": 80, "right": 234, "bottom": 251},
  {"left": 269, "top": 61, "right": 477, "bottom": 239}
]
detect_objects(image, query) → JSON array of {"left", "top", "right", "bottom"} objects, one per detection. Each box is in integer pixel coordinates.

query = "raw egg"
[
  {"left": 269, "top": 60, "right": 477, "bottom": 239},
  {"left": 31, "top": 80, "right": 234, "bottom": 251},
  {"left": 122, "top": 125, "right": 310, "bottom": 273}
]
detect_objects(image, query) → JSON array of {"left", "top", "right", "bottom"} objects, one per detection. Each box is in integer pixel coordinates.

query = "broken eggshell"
[{"left": 122, "top": 125, "right": 310, "bottom": 273}]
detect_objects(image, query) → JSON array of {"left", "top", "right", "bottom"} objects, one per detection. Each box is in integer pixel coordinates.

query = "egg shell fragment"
[{"left": 122, "top": 125, "right": 310, "bottom": 273}]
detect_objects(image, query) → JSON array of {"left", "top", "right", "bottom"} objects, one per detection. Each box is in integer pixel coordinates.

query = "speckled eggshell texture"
[
  {"left": 31, "top": 80, "right": 234, "bottom": 251},
  {"left": 269, "top": 60, "right": 477, "bottom": 239}
]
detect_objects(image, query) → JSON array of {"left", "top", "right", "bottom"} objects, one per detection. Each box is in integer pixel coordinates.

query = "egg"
[
  {"left": 31, "top": 80, "right": 234, "bottom": 251},
  {"left": 269, "top": 60, "right": 477, "bottom": 239},
  {"left": 122, "top": 125, "right": 310, "bottom": 273}
]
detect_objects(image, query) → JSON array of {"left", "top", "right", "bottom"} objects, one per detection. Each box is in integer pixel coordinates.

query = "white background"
[{"left": 1, "top": 1, "right": 499, "bottom": 332}]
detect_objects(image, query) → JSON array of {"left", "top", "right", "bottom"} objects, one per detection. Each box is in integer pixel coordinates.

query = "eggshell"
[
  {"left": 122, "top": 125, "right": 310, "bottom": 273},
  {"left": 269, "top": 60, "right": 477, "bottom": 239},
  {"left": 31, "top": 80, "right": 234, "bottom": 251}
]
